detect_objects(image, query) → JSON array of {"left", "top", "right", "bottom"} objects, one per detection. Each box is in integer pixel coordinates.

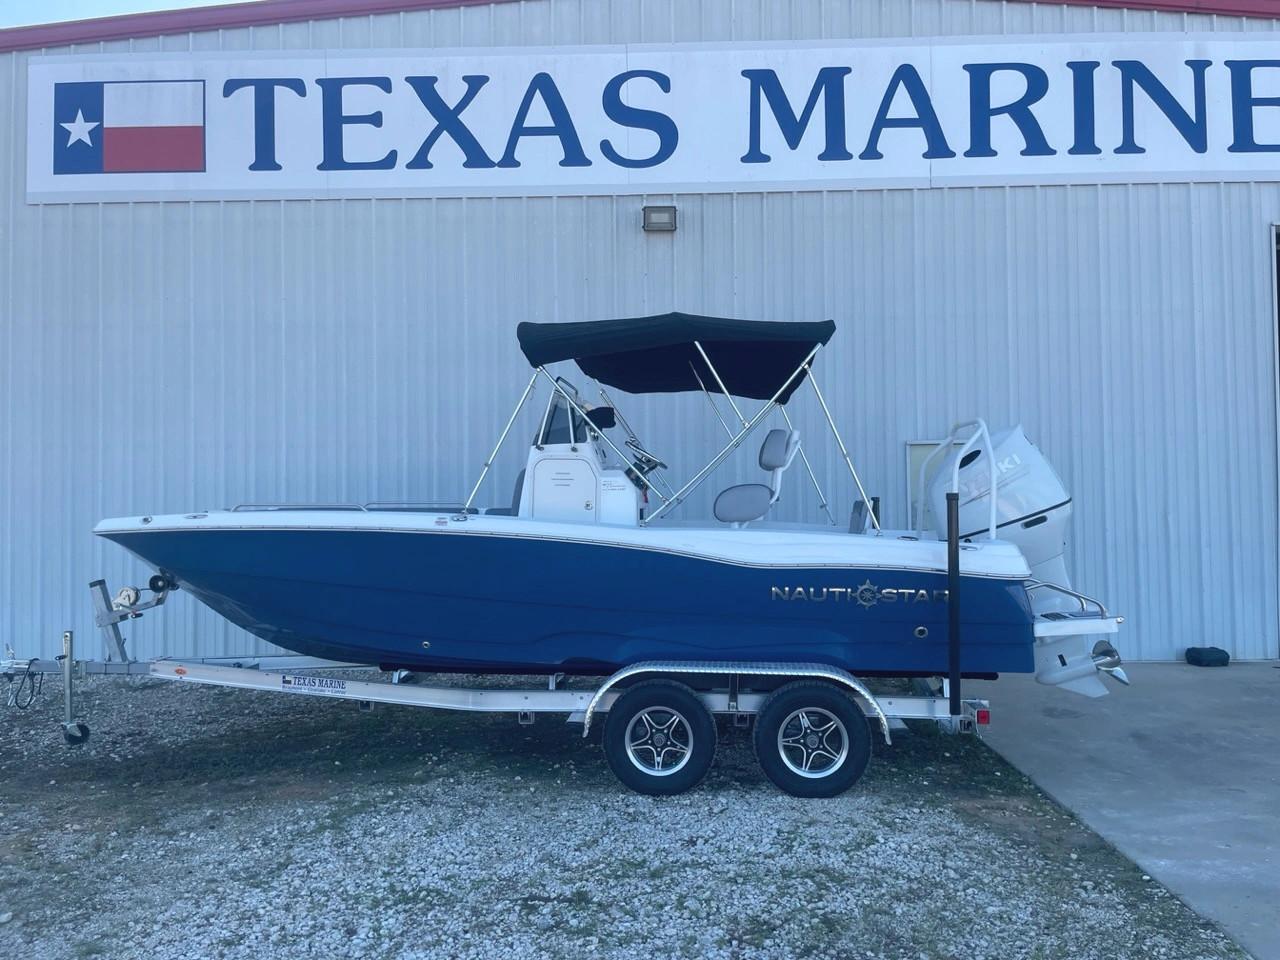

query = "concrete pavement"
[{"left": 968, "top": 662, "right": 1280, "bottom": 960}]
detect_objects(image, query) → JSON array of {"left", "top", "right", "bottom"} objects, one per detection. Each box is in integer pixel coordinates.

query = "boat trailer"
[{"left": 2, "top": 576, "right": 993, "bottom": 796}]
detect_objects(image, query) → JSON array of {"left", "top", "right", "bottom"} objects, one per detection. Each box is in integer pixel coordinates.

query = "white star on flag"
[{"left": 60, "top": 109, "right": 100, "bottom": 148}]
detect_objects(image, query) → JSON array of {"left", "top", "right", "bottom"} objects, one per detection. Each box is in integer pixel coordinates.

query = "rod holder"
[{"left": 946, "top": 492, "right": 961, "bottom": 717}]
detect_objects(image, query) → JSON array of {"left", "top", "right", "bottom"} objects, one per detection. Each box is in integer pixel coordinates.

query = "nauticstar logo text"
[{"left": 771, "top": 581, "right": 948, "bottom": 609}]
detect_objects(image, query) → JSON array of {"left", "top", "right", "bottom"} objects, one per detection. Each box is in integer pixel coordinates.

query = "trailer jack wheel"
[{"left": 61, "top": 721, "right": 90, "bottom": 746}]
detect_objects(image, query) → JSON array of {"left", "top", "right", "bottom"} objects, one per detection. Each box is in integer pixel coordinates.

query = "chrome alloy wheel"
[
  {"left": 624, "top": 707, "right": 693, "bottom": 776},
  {"left": 776, "top": 707, "right": 849, "bottom": 778}
]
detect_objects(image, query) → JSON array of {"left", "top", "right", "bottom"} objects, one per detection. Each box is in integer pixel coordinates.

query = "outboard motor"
[
  {"left": 926, "top": 426, "right": 1071, "bottom": 592},
  {"left": 927, "top": 426, "right": 1126, "bottom": 697}
]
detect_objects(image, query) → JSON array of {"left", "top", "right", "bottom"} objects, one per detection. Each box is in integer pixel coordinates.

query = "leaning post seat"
[{"left": 714, "top": 428, "right": 800, "bottom": 526}]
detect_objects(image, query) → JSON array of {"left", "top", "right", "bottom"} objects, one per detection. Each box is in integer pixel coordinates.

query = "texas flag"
[{"left": 53, "top": 80, "right": 205, "bottom": 174}]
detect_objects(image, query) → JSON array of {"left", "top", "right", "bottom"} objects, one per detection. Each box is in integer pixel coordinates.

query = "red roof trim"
[
  {"left": 1014, "top": 0, "right": 1280, "bottom": 17},
  {"left": 0, "top": 0, "right": 519, "bottom": 54},
  {"left": 0, "top": 0, "right": 1276, "bottom": 55}
]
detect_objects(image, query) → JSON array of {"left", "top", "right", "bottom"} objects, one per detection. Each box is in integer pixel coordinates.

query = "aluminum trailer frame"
[{"left": 3, "top": 632, "right": 991, "bottom": 745}]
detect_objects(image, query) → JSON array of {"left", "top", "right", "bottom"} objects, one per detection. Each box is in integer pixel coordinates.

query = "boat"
[{"left": 94, "top": 312, "right": 1127, "bottom": 697}]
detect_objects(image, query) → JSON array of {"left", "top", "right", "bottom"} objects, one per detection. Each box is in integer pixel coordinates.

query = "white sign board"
[{"left": 26, "top": 34, "right": 1280, "bottom": 202}]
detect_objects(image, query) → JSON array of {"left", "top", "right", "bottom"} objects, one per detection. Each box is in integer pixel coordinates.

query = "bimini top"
[{"left": 516, "top": 312, "right": 835, "bottom": 403}]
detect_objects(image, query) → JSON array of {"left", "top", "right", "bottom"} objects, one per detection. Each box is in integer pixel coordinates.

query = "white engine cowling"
[
  {"left": 927, "top": 425, "right": 1121, "bottom": 697},
  {"left": 926, "top": 426, "right": 1072, "bottom": 601}
]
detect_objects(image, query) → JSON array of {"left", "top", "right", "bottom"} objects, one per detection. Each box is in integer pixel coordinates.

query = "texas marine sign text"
[{"left": 26, "top": 34, "right": 1280, "bottom": 201}]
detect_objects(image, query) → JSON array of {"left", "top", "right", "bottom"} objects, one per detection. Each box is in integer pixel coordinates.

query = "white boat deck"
[{"left": 95, "top": 510, "right": 1031, "bottom": 579}]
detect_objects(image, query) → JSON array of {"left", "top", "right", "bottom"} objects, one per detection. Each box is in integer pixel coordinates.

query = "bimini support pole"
[
  {"left": 692, "top": 342, "right": 835, "bottom": 526},
  {"left": 690, "top": 363, "right": 735, "bottom": 439},
  {"left": 779, "top": 406, "right": 837, "bottom": 526},
  {"left": 537, "top": 368, "right": 669, "bottom": 504},
  {"left": 644, "top": 345, "right": 820, "bottom": 524},
  {"left": 462, "top": 371, "right": 538, "bottom": 514},
  {"left": 806, "top": 366, "right": 881, "bottom": 533},
  {"left": 693, "top": 341, "right": 748, "bottom": 424}
]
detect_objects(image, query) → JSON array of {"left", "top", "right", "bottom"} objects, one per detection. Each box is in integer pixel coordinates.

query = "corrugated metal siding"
[{"left": 2, "top": 0, "right": 1278, "bottom": 661}]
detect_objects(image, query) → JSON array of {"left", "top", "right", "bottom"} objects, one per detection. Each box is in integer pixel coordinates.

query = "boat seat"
[
  {"left": 485, "top": 468, "right": 526, "bottom": 516},
  {"left": 713, "top": 428, "right": 800, "bottom": 527}
]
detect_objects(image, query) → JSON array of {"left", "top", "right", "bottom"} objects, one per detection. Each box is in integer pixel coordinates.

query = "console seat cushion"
[{"left": 713, "top": 483, "right": 775, "bottom": 524}]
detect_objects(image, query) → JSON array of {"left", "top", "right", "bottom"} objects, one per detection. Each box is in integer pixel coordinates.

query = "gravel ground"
[{"left": 0, "top": 672, "right": 1251, "bottom": 960}]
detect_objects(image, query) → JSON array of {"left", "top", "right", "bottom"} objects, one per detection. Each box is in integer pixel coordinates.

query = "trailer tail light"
[{"left": 975, "top": 708, "right": 990, "bottom": 725}]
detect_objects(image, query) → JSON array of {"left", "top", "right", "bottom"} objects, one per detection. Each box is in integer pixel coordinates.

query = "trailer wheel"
[
  {"left": 603, "top": 681, "right": 715, "bottom": 796},
  {"left": 753, "top": 682, "right": 870, "bottom": 798}
]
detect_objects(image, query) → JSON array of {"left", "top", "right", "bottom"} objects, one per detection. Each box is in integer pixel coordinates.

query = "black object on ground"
[{"left": 1185, "top": 646, "right": 1230, "bottom": 667}]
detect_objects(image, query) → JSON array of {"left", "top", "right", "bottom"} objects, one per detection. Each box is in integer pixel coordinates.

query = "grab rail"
[
  {"left": 914, "top": 419, "right": 998, "bottom": 540},
  {"left": 1025, "top": 580, "right": 1109, "bottom": 619},
  {"left": 365, "top": 501, "right": 478, "bottom": 513},
  {"left": 231, "top": 503, "right": 367, "bottom": 512},
  {"left": 230, "top": 502, "right": 483, "bottom": 514}
]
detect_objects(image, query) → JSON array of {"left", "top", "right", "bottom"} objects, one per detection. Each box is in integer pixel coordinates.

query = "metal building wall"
[{"left": 2, "top": 0, "right": 1278, "bottom": 662}]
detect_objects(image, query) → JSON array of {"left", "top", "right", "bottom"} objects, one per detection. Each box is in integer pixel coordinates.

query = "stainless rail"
[
  {"left": 231, "top": 503, "right": 367, "bottom": 512},
  {"left": 364, "top": 501, "right": 474, "bottom": 513},
  {"left": 1025, "top": 580, "right": 1109, "bottom": 619},
  {"left": 914, "top": 419, "right": 998, "bottom": 540}
]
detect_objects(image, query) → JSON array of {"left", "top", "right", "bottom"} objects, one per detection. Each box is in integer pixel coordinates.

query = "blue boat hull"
[{"left": 101, "top": 527, "right": 1037, "bottom": 676}]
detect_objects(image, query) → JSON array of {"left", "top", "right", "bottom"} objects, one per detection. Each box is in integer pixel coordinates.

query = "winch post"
[
  {"left": 89, "top": 579, "right": 130, "bottom": 662},
  {"left": 946, "top": 492, "right": 961, "bottom": 717}
]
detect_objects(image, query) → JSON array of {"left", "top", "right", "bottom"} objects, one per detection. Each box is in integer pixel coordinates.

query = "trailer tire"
[
  {"left": 753, "top": 682, "right": 870, "bottom": 798},
  {"left": 603, "top": 681, "right": 715, "bottom": 796}
]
